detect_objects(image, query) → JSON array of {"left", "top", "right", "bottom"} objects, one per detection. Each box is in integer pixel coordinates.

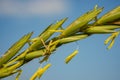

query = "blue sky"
[{"left": 0, "top": 0, "right": 120, "bottom": 80}]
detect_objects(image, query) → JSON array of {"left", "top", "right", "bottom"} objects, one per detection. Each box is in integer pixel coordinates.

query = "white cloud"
[{"left": 0, "top": 0, "right": 69, "bottom": 16}]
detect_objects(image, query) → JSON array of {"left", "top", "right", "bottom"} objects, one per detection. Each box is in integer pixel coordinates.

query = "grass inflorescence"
[{"left": 0, "top": 5, "right": 120, "bottom": 80}]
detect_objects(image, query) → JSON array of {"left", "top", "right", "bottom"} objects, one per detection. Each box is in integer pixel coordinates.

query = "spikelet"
[
  {"left": 30, "top": 63, "right": 51, "bottom": 80},
  {"left": 48, "top": 30, "right": 64, "bottom": 32},
  {"left": 104, "top": 32, "right": 119, "bottom": 49},
  {"left": 30, "top": 68, "right": 42, "bottom": 80},
  {"left": 95, "top": 6, "right": 120, "bottom": 25},
  {"left": 38, "top": 63, "right": 51, "bottom": 78},
  {"left": 104, "top": 34, "right": 115, "bottom": 45},
  {"left": 29, "top": 18, "right": 67, "bottom": 51},
  {"left": 90, "top": 25, "right": 120, "bottom": 30},
  {"left": 59, "top": 34, "right": 88, "bottom": 44},
  {"left": 15, "top": 70, "right": 22, "bottom": 80},
  {"left": 65, "top": 50, "right": 79, "bottom": 64},
  {"left": 59, "top": 6, "right": 103, "bottom": 38},
  {"left": 84, "top": 27, "right": 115, "bottom": 34},
  {"left": 0, "top": 32, "right": 33, "bottom": 67},
  {"left": 37, "top": 68, "right": 44, "bottom": 79},
  {"left": 107, "top": 39, "right": 115, "bottom": 50}
]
